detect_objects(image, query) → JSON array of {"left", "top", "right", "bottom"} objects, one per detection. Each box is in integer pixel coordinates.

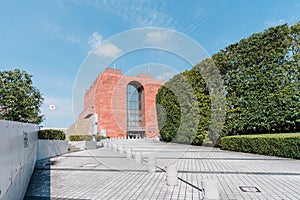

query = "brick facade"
[{"left": 79, "top": 68, "right": 163, "bottom": 138}]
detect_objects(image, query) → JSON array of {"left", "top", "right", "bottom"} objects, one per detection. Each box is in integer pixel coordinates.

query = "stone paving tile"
[{"left": 26, "top": 139, "right": 300, "bottom": 200}]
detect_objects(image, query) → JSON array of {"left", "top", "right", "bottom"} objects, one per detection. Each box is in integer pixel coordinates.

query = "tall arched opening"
[{"left": 126, "top": 81, "right": 145, "bottom": 138}]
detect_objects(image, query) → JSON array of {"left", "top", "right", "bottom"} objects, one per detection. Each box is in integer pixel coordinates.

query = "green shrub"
[
  {"left": 191, "top": 134, "right": 206, "bottom": 146},
  {"left": 38, "top": 129, "right": 66, "bottom": 140},
  {"left": 156, "top": 22, "right": 300, "bottom": 143},
  {"left": 220, "top": 133, "right": 300, "bottom": 159},
  {"left": 214, "top": 23, "right": 300, "bottom": 135},
  {"left": 202, "top": 136, "right": 214, "bottom": 147},
  {"left": 156, "top": 65, "right": 213, "bottom": 145},
  {"left": 69, "top": 135, "right": 93, "bottom": 141},
  {"left": 95, "top": 135, "right": 106, "bottom": 141}
]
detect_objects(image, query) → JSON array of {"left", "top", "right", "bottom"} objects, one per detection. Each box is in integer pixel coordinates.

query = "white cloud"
[
  {"left": 44, "top": 22, "right": 80, "bottom": 44},
  {"left": 87, "top": 31, "right": 122, "bottom": 58},
  {"left": 96, "top": 0, "right": 176, "bottom": 28},
  {"left": 66, "top": 35, "right": 80, "bottom": 44},
  {"left": 67, "top": 1, "right": 177, "bottom": 31},
  {"left": 184, "top": 7, "right": 208, "bottom": 35},
  {"left": 93, "top": 42, "right": 122, "bottom": 58},
  {"left": 146, "top": 31, "right": 168, "bottom": 43},
  {"left": 88, "top": 32, "right": 103, "bottom": 49}
]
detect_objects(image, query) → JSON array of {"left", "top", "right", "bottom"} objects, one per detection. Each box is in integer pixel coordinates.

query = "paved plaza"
[{"left": 25, "top": 139, "right": 300, "bottom": 200}]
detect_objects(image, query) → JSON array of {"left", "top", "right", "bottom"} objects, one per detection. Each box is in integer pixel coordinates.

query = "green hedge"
[
  {"left": 69, "top": 135, "right": 93, "bottom": 141},
  {"left": 38, "top": 129, "right": 66, "bottom": 140},
  {"left": 213, "top": 23, "right": 300, "bottom": 135},
  {"left": 156, "top": 65, "right": 213, "bottom": 145},
  {"left": 220, "top": 133, "right": 300, "bottom": 159},
  {"left": 95, "top": 135, "right": 106, "bottom": 141},
  {"left": 156, "top": 22, "right": 300, "bottom": 144}
]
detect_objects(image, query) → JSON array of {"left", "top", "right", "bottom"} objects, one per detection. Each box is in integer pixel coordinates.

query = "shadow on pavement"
[{"left": 24, "top": 158, "right": 51, "bottom": 200}]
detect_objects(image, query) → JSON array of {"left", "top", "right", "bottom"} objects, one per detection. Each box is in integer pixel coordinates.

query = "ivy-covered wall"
[
  {"left": 156, "top": 22, "right": 300, "bottom": 144},
  {"left": 214, "top": 23, "right": 300, "bottom": 135}
]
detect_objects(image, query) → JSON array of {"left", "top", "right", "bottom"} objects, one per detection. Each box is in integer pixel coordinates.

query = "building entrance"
[
  {"left": 127, "top": 131, "right": 145, "bottom": 139},
  {"left": 126, "top": 81, "right": 145, "bottom": 138}
]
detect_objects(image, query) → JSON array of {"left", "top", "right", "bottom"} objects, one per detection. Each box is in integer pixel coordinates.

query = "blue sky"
[{"left": 0, "top": 0, "right": 299, "bottom": 128}]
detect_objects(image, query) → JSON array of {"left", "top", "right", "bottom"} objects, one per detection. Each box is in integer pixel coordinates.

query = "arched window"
[{"left": 126, "top": 82, "right": 145, "bottom": 138}]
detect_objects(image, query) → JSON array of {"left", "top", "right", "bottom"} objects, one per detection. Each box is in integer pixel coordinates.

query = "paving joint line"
[{"left": 35, "top": 167, "right": 154, "bottom": 173}]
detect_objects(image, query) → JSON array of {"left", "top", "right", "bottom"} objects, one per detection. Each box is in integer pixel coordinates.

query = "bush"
[
  {"left": 191, "top": 134, "right": 206, "bottom": 146},
  {"left": 156, "top": 65, "right": 213, "bottom": 145},
  {"left": 202, "top": 136, "right": 214, "bottom": 147},
  {"left": 156, "top": 22, "right": 300, "bottom": 142},
  {"left": 95, "top": 135, "right": 106, "bottom": 141},
  {"left": 220, "top": 133, "right": 300, "bottom": 159},
  {"left": 69, "top": 135, "right": 93, "bottom": 141},
  {"left": 213, "top": 23, "right": 300, "bottom": 135},
  {"left": 38, "top": 129, "right": 66, "bottom": 140}
]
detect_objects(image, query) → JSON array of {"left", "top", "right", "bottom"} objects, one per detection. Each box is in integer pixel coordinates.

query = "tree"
[{"left": 0, "top": 69, "right": 44, "bottom": 124}]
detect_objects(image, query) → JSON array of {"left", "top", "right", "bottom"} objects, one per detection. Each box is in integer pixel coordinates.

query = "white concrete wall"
[
  {"left": 85, "top": 141, "right": 97, "bottom": 149},
  {"left": 69, "top": 141, "right": 97, "bottom": 150},
  {"left": 90, "top": 114, "right": 98, "bottom": 135},
  {"left": 69, "top": 141, "right": 86, "bottom": 150},
  {"left": 0, "top": 120, "right": 39, "bottom": 200},
  {"left": 37, "top": 140, "right": 68, "bottom": 160}
]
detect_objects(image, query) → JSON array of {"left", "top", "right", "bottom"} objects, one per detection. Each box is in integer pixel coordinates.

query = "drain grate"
[{"left": 239, "top": 186, "right": 261, "bottom": 193}]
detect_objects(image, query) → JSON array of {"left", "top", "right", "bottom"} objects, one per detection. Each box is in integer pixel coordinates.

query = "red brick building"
[{"left": 79, "top": 68, "right": 163, "bottom": 138}]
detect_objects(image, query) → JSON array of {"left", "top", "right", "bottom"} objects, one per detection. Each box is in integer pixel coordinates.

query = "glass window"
[{"left": 127, "top": 83, "right": 144, "bottom": 128}]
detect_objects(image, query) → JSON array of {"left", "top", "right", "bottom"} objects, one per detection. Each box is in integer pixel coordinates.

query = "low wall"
[
  {"left": 0, "top": 120, "right": 39, "bottom": 200},
  {"left": 37, "top": 140, "right": 68, "bottom": 160},
  {"left": 69, "top": 141, "right": 97, "bottom": 150}
]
